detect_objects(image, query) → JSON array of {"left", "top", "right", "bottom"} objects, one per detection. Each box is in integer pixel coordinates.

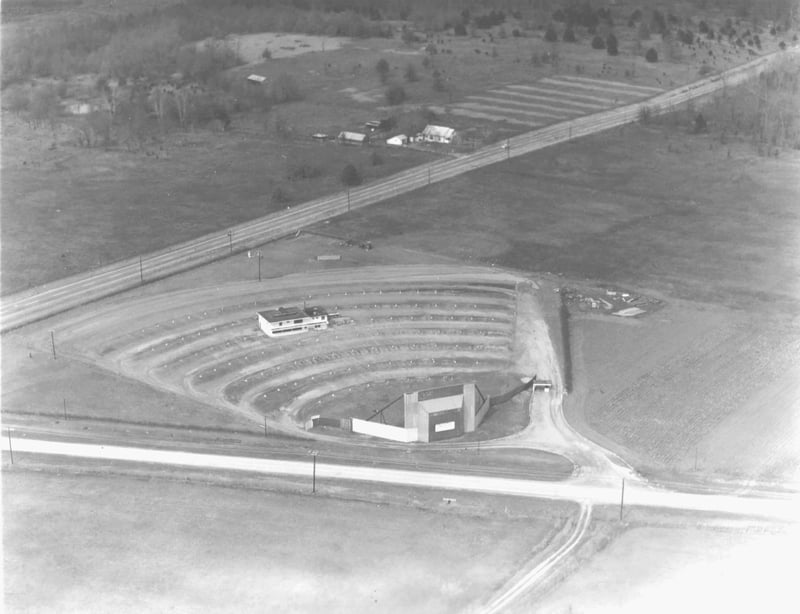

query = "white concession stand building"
[{"left": 257, "top": 306, "right": 328, "bottom": 337}]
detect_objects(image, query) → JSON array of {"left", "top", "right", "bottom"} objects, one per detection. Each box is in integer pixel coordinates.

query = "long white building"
[{"left": 257, "top": 306, "right": 328, "bottom": 337}]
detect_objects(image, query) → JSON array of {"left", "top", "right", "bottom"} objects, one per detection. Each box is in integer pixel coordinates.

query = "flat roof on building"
[
  {"left": 419, "top": 395, "right": 463, "bottom": 414},
  {"left": 258, "top": 306, "right": 327, "bottom": 323}
]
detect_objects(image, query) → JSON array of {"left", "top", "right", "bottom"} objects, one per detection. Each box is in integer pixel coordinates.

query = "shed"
[
  {"left": 338, "top": 131, "right": 368, "bottom": 145},
  {"left": 386, "top": 134, "right": 408, "bottom": 146},
  {"left": 247, "top": 74, "right": 267, "bottom": 84}
]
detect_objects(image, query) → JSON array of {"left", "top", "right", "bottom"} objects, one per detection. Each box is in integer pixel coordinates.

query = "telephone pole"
[
  {"left": 310, "top": 450, "right": 319, "bottom": 493},
  {"left": 619, "top": 478, "right": 625, "bottom": 521}
]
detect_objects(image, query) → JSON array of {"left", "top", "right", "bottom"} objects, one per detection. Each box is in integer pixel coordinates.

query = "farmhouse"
[
  {"left": 421, "top": 124, "right": 456, "bottom": 144},
  {"left": 338, "top": 131, "right": 369, "bottom": 145},
  {"left": 257, "top": 306, "right": 328, "bottom": 337}
]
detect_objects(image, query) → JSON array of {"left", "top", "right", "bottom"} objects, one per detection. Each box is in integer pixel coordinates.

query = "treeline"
[
  {"left": 655, "top": 59, "right": 800, "bottom": 153},
  {"left": 1, "top": 3, "right": 391, "bottom": 86}
]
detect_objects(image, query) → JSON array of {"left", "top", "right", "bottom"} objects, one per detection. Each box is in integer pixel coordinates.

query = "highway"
[
  {"left": 4, "top": 437, "right": 799, "bottom": 522},
  {"left": 0, "top": 50, "right": 791, "bottom": 332}
]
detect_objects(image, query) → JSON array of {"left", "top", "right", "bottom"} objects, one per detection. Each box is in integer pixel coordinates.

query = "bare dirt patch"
[{"left": 206, "top": 32, "right": 349, "bottom": 63}]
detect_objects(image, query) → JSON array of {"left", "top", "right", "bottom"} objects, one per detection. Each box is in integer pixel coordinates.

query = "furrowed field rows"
[{"left": 454, "top": 76, "right": 664, "bottom": 127}]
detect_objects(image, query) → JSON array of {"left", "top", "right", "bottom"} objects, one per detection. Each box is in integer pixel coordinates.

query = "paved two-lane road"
[
  {"left": 4, "top": 437, "right": 798, "bottom": 522},
  {"left": 0, "top": 51, "right": 790, "bottom": 332}
]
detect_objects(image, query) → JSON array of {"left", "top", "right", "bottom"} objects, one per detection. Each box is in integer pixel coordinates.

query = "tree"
[
  {"left": 638, "top": 22, "right": 651, "bottom": 40},
  {"left": 148, "top": 83, "right": 174, "bottom": 132},
  {"left": 375, "top": 58, "right": 390, "bottom": 84},
  {"left": 563, "top": 27, "right": 577, "bottom": 42},
  {"left": 385, "top": 83, "right": 406, "bottom": 105},
  {"left": 545, "top": 24, "right": 558, "bottom": 42},
  {"left": 591, "top": 35, "right": 606, "bottom": 49},
  {"left": 340, "top": 163, "right": 361, "bottom": 187},
  {"left": 454, "top": 23, "right": 467, "bottom": 36},
  {"left": 270, "top": 73, "right": 302, "bottom": 103},
  {"left": 173, "top": 83, "right": 201, "bottom": 129},
  {"left": 29, "top": 83, "right": 60, "bottom": 129},
  {"left": 651, "top": 10, "right": 666, "bottom": 34},
  {"left": 404, "top": 63, "right": 419, "bottom": 82},
  {"left": 261, "top": 47, "right": 272, "bottom": 59},
  {"left": 693, "top": 113, "right": 708, "bottom": 133},
  {"left": 432, "top": 69, "right": 446, "bottom": 92},
  {"left": 645, "top": 47, "right": 659, "bottom": 62},
  {"left": 606, "top": 33, "right": 619, "bottom": 55}
]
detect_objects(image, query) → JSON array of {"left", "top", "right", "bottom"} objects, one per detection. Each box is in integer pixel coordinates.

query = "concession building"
[{"left": 258, "top": 306, "right": 328, "bottom": 337}]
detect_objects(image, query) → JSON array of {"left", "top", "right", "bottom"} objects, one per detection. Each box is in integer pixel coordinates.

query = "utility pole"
[
  {"left": 227, "top": 231, "right": 233, "bottom": 254},
  {"left": 50, "top": 330, "right": 57, "bottom": 360},
  {"left": 694, "top": 446, "right": 698, "bottom": 471},
  {"left": 619, "top": 478, "right": 625, "bottom": 521},
  {"left": 264, "top": 414, "right": 267, "bottom": 437},
  {"left": 506, "top": 138, "right": 511, "bottom": 159},
  {"left": 139, "top": 256, "right": 144, "bottom": 284},
  {"left": 428, "top": 166, "right": 431, "bottom": 184},
  {"left": 63, "top": 398, "right": 67, "bottom": 421},
  {"left": 7, "top": 429, "right": 13, "bottom": 464},
  {"left": 347, "top": 189, "right": 350, "bottom": 212},
  {"left": 310, "top": 450, "right": 319, "bottom": 493},
  {"left": 254, "top": 250, "right": 262, "bottom": 282}
]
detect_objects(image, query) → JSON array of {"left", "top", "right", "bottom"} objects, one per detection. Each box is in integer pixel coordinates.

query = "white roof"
[
  {"left": 338, "top": 131, "right": 367, "bottom": 142},
  {"left": 386, "top": 134, "right": 408, "bottom": 145},
  {"left": 419, "top": 394, "right": 463, "bottom": 414},
  {"left": 247, "top": 74, "right": 267, "bottom": 83},
  {"left": 422, "top": 124, "right": 455, "bottom": 139}
]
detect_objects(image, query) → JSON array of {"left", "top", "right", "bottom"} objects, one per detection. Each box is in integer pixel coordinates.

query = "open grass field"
[
  {"left": 568, "top": 303, "right": 800, "bottom": 483},
  {"left": 3, "top": 469, "right": 570, "bottom": 614},
  {"left": 0, "top": 118, "right": 437, "bottom": 294},
  {"left": 313, "top": 124, "right": 800, "bottom": 313},
  {"left": 530, "top": 524, "right": 800, "bottom": 614}
]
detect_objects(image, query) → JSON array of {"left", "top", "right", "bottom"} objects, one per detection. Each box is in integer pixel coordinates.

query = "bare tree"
[{"left": 148, "top": 83, "right": 175, "bottom": 132}]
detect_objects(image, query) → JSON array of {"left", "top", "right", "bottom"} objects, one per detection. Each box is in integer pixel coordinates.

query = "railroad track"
[{"left": 1, "top": 50, "right": 791, "bottom": 333}]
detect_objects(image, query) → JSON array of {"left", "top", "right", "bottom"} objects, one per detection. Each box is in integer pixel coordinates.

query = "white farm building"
[
  {"left": 257, "top": 306, "right": 328, "bottom": 337},
  {"left": 421, "top": 124, "right": 456, "bottom": 144}
]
